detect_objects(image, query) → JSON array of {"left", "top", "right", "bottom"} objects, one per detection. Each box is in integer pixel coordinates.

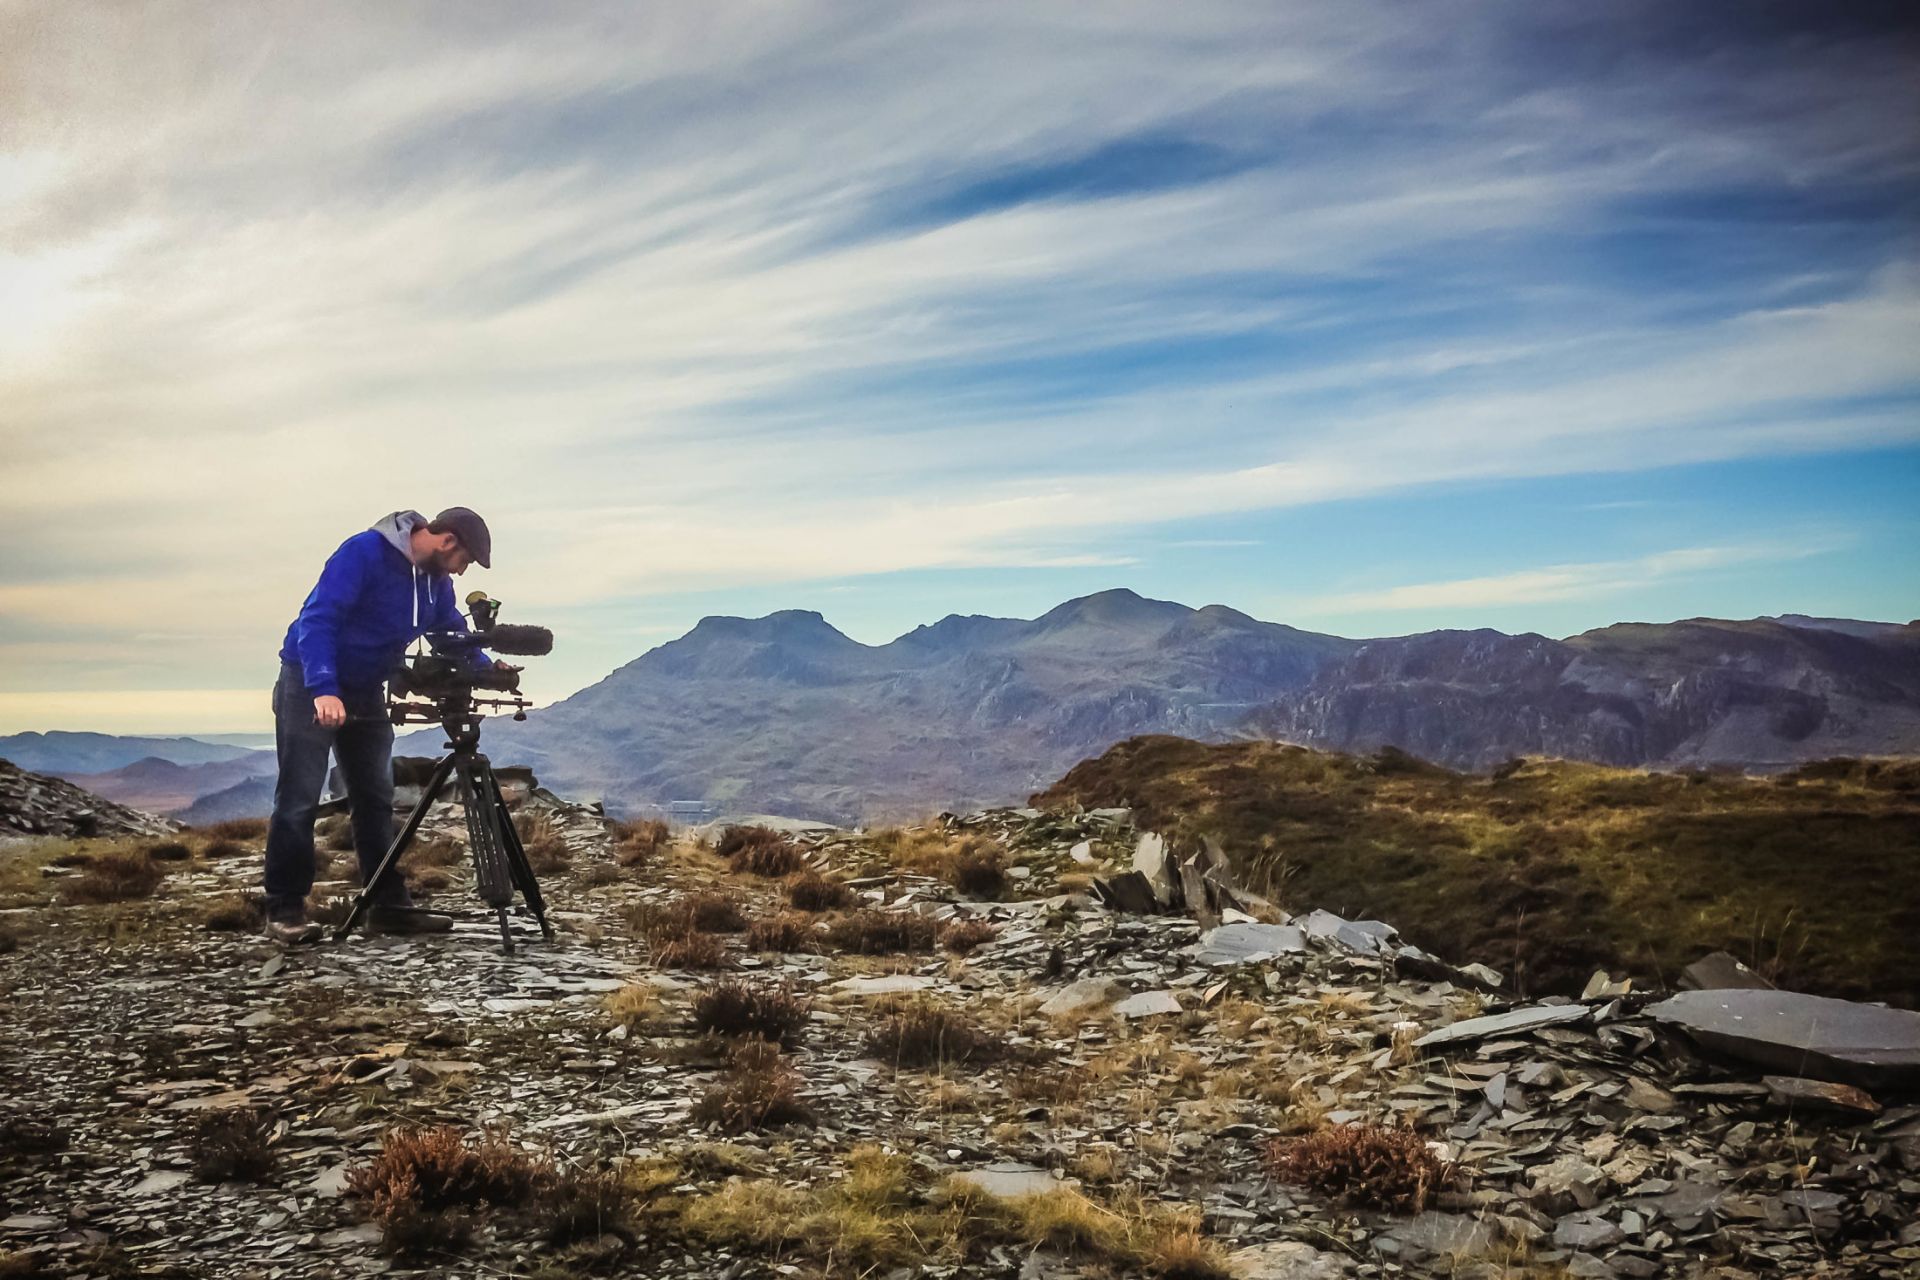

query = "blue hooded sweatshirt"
[{"left": 277, "top": 510, "right": 490, "bottom": 697}]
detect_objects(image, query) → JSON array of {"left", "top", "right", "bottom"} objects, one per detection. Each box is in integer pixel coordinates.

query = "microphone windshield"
[{"left": 482, "top": 624, "right": 554, "bottom": 656}]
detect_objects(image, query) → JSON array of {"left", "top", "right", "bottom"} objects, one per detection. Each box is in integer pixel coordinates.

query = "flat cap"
[{"left": 432, "top": 506, "right": 491, "bottom": 568}]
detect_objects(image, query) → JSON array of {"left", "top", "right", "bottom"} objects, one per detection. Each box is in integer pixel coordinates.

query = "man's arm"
[
  {"left": 292, "top": 541, "right": 372, "bottom": 698},
  {"left": 429, "top": 580, "right": 494, "bottom": 669}
]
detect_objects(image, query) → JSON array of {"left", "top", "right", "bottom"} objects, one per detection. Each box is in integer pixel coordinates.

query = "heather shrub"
[{"left": 1262, "top": 1124, "right": 1454, "bottom": 1213}]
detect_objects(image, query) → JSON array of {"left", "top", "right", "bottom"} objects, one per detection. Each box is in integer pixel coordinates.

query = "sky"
[{"left": 1, "top": 2, "right": 1917, "bottom": 735}]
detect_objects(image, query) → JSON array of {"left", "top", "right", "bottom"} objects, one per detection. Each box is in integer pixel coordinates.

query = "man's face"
[{"left": 426, "top": 536, "right": 474, "bottom": 576}]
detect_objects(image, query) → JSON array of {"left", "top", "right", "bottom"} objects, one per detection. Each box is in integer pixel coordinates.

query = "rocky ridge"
[
  {"left": 2, "top": 789, "right": 1916, "bottom": 1278},
  {"left": 0, "top": 759, "right": 181, "bottom": 842}
]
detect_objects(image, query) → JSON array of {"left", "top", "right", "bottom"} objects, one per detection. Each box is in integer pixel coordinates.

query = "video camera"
[{"left": 388, "top": 592, "right": 553, "bottom": 726}]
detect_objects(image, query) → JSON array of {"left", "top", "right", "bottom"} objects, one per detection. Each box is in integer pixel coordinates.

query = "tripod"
[{"left": 334, "top": 711, "right": 555, "bottom": 953}]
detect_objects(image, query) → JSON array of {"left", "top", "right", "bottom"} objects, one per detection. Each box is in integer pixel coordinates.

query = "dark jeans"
[{"left": 263, "top": 661, "right": 408, "bottom": 916}]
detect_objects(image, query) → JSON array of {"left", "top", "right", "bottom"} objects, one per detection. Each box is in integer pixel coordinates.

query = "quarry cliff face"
[{"left": 419, "top": 592, "right": 1919, "bottom": 822}]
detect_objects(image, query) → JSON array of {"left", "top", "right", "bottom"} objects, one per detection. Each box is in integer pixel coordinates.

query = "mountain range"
[
  {"left": 8, "top": 592, "right": 1916, "bottom": 825},
  {"left": 395, "top": 589, "right": 1920, "bottom": 823}
]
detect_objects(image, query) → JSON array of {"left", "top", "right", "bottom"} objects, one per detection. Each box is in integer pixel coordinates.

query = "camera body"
[{"left": 387, "top": 594, "right": 552, "bottom": 726}]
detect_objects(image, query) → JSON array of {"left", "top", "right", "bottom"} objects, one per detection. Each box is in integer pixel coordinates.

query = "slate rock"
[
  {"left": 1191, "top": 922, "right": 1307, "bottom": 966},
  {"left": 1646, "top": 988, "right": 1920, "bottom": 1087},
  {"left": 1039, "top": 978, "right": 1125, "bottom": 1017},
  {"left": 1414, "top": 1003, "right": 1589, "bottom": 1049},
  {"left": 1226, "top": 1241, "right": 1355, "bottom": 1279}
]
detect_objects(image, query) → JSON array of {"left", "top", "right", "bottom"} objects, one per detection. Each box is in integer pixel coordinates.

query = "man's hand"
[{"left": 313, "top": 695, "right": 347, "bottom": 728}]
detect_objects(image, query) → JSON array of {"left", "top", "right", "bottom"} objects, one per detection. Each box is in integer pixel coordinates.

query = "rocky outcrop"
[
  {"left": 1250, "top": 615, "right": 1920, "bottom": 772},
  {"left": 0, "top": 759, "right": 181, "bottom": 839}
]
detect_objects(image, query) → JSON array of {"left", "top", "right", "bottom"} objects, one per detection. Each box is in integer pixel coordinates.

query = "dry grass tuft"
[
  {"left": 825, "top": 909, "right": 939, "bottom": 955},
  {"left": 653, "top": 932, "right": 731, "bottom": 970},
  {"left": 715, "top": 824, "right": 785, "bottom": 859},
  {"left": 605, "top": 982, "right": 659, "bottom": 1030},
  {"left": 323, "top": 821, "right": 357, "bottom": 852},
  {"left": 199, "top": 838, "right": 247, "bottom": 860},
  {"left": 630, "top": 892, "right": 746, "bottom": 938},
  {"left": 1144, "top": 1227, "right": 1234, "bottom": 1279},
  {"left": 613, "top": 817, "right": 671, "bottom": 868},
  {"left": 947, "top": 845, "right": 1008, "bottom": 899},
  {"left": 145, "top": 839, "right": 193, "bottom": 862},
  {"left": 939, "top": 919, "right": 997, "bottom": 955},
  {"left": 58, "top": 850, "right": 165, "bottom": 904},
  {"left": 543, "top": 1167, "right": 634, "bottom": 1244},
  {"left": 190, "top": 1107, "right": 276, "bottom": 1183},
  {"left": 207, "top": 817, "right": 268, "bottom": 841},
  {"left": 411, "top": 835, "right": 464, "bottom": 867},
  {"left": 869, "top": 826, "right": 1013, "bottom": 896},
  {"left": 515, "top": 810, "right": 572, "bottom": 872},
  {"left": 1262, "top": 1123, "right": 1454, "bottom": 1213},
  {"left": 691, "top": 978, "right": 811, "bottom": 1046},
  {"left": 745, "top": 912, "right": 817, "bottom": 953},
  {"left": 347, "top": 1125, "right": 548, "bottom": 1254},
  {"left": 202, "top": 894, "right": 264, "bottom": 932},
  {"left": 736, "top": 841, "right": 802, "bottom": 878},
  {"left": 692, "top": 1039, "right": 814, "bottom": 1134},
  {"left": 787, "top": 870, "right": 855, "bottom": 912},
  {"left": 865, "top": 997, "right": 997, "bottom": 1070}
]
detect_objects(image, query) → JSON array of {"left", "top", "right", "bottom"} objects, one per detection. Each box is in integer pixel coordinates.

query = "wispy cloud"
[{"left": 1291, "top": 539, "right": 1850, "bottom": 614}]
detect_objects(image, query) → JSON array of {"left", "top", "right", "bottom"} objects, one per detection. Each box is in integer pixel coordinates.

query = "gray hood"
[
  {"left": 372, "top": 509, "right": 427, "bottom": 556},
  {"left": 371, "top": 509, "right": 433, "bottom": 622}
]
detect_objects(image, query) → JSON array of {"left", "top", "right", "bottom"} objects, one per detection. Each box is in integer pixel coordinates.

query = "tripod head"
[{"left": 387, "top": 593, "right": 553, "bottom": 734}]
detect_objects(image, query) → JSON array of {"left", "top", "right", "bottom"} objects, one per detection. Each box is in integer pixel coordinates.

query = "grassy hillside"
[{"left": 1035, "top": 737, "right": 1920, "bottom": 1007}]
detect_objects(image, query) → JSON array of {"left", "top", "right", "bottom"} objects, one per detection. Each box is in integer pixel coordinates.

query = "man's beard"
[{"left": 422, "top": 549, "right": 453, "bottom": 575}]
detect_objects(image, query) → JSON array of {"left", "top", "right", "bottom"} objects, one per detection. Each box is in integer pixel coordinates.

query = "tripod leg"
[
  {"left": 496, "top": 906, "right": 514, "bottom": 954},
  {"left": 486, "top": 768, "right": 555, "bottom": 942},
  {"left": 334, "top": 751, "right": 459, "bottom": 941}
]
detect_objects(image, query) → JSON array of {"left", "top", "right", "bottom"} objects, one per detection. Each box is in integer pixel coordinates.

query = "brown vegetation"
[
  {"left": 939, "top": 919, "right": 997, "bottom": 955},
  {"left": 542, "top": 1167, "right": 634, "bottom": 1244},
  {"left": 1262, "top": 1123, "right": 1454, "bottom": 1213},
  {"left": 787, "top": 870, "right": 854, "bottom": 912},
  {"left": 190, "top": 1108, "right": 276, "bottom": 1183},
  {"left": 612, "top": 817, "right": 671, "bottom": 867},
  {"left": 692, "top": 1040, "right": 813, "bottom": 1134},
  {"left": 206, "top": 817, "right": 268, "bottom": 841},
  {"left": 825, "top": 909, "right": 939, "bottom": 955},
  {"left": 1037, "top": 736, "right": 1920, "bottom": 1003},
  {"left": 347, "top": 1125, "right": 548, "bottom": 1255},
  {"left": 691, "top": 978, "right": 810, "bottom": 1046},
  {"left": 144, "top": 840, "right": 193, "bottom": 862},
  {"left": 864, "top": 997, "right": 996, "bottom": 1070},
  {"left": 58, "top": 850, "right": 165, "bottom": 904},
  {"left": 202, "top": 894, "right": 264, "bottom": 932},
  {"left": 745, "top": 912, "right": 817, "bottom": 953}
]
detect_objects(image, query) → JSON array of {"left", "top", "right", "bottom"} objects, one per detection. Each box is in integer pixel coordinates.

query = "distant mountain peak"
[
  {"left": 685, "top": 609, "right": 858, "bottom": 648},
  {"left": 1036, "top": 587, "right": 1192, "bottom": 629}
]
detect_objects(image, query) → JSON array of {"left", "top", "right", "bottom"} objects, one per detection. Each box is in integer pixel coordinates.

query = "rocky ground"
[{"left": 1, "top": 790, "right": 1917, "bottom": 1280}]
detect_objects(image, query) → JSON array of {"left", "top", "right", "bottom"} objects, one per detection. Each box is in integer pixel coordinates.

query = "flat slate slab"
[
  {"left": 949, "top": 1162, "right": 1076, "bottom": 1199},
  {"left": 1645, "top": 988, "right": 1920, "bottom": 1087},
  {"left": 1191, "top": 921, "right": 1307, "bottom": 966},
  {"left": 1413, "top": 1003, "right": 1590, "bottom": 1048}
]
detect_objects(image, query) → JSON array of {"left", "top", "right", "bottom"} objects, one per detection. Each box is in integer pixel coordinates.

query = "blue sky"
[{"left": 0, "top": 3, "right": 1915, "bottom": 733}]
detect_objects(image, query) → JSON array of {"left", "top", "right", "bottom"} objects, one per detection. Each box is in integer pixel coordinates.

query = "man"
[{"left": 263, "top": 507, "right": 495, "bottom": 943}]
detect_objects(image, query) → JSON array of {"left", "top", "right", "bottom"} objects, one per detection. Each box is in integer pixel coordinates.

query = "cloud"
[{"left": 1290, "top": 539, "right": 1848, "bottom": 614}]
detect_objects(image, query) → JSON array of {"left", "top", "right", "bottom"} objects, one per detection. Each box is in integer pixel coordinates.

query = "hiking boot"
[
  {"left": 264, "top": 910, "right": 323, "bottom": 945},
  {"left": 366, "top": 905, "right": 455, "bottom": 935}
]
